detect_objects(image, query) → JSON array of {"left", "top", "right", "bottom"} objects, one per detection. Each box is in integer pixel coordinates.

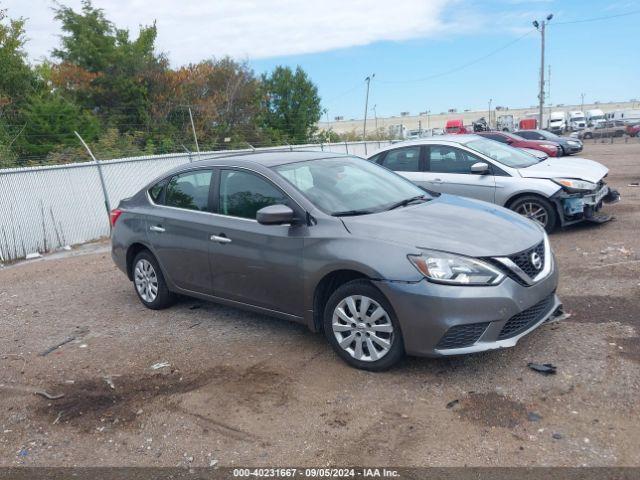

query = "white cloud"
[{"left": 3, "top": 0, "right": 454, "bottom": 64}]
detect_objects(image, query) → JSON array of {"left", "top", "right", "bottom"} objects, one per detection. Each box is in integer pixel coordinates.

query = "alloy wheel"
[
  {"left": 331, "top": 295, "right": 394, "bottom": 362},
  {"left": 515, "top": 202, "right": 548, "bottom": 228},
  {"left": 134, "top": 259, "right": 159, "bottom": 303}
]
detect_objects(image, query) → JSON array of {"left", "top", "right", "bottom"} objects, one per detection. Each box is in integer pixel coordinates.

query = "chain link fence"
[{"left": 0, "top": 140, "right": 390, "bottom": 263}]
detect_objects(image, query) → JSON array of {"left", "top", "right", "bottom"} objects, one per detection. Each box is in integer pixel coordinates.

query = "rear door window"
[
  {"left": 379, "top": 146, "right": 421, "bottom": 172},
  {"left": 164, "top": 170, "right": 214, "bottom": 212}
]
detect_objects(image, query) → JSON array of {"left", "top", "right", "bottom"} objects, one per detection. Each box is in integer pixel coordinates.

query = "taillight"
[{"left": 110, "top": 209, "right": 123, "bottom": 226}]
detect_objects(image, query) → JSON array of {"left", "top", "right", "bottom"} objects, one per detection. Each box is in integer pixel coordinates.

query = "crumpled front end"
[{"left": 552, "top": 179, "right": 621, "bottom": 226}]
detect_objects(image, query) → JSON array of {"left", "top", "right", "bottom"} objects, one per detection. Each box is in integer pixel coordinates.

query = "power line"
[
  {"left": 377, "top": 29, "right": 535, "bottom": 85},
  {"left": 552, "top": 9, "right": 640, "bottom": 25}
]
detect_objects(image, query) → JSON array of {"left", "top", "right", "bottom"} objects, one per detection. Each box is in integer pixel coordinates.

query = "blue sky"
[
  {"left": 249, "top": 0, "right": 640, "bottom": 119},
  {"left": 6, "top": 0, "right": 640, "bottom": 119}
]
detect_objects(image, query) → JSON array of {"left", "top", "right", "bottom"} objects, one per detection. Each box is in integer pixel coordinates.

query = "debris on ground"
[
  {"left": 527, "top": 362, "right": 557, "bottom": 375},
  {"left": 34, "top": 390, "right": 65, "bottom": 400},
  {"left": 150, "top": 361, "right": 171, "bottom": 370},
  {"left": 552, "top": 432, "right": 563, "bottom": 440},
  {"left": 527, "top": 412, "right": 543, "bottom": 422},
  {"left": 628, "top": 182, "right": 639, "bottom": 187},
  {"left": 62, "top": 245, "right": 72, "bottom": 251},
  {"left": 25, "top": 253, "right": 42, "bottom": 260},
  {"left": 189, "top": 304, "right": 202, "bottom": 310},
  {"left": 446, "top": 399, "right": 459, "bottom": 409},
  {"left": 103, "top": 376, "right": 115, "bottom": 390},
  {"left": 39, "top": 336, "right": 76, "bottom": 356}
]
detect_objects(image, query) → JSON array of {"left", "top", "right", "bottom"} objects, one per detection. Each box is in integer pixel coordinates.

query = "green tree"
[
  {"left": 260, "top": 66, "right": 322, "bottom": 144},
  {"left": 0, "top": 8, "right": 36, "bottom": 107},
  {"left": 14, "top": 92, "right": 100, "bottom": 161},
  {"left": 52, "top": 0, "right": 166, "bottom": 129}
]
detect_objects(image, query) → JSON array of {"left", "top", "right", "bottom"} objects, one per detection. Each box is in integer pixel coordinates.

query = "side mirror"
[
  {"left": 256, "top": 204, "right": 296, "bottom": 225},
  {"left": 470, "top": 162, "right": 490, "bottom": 174}
]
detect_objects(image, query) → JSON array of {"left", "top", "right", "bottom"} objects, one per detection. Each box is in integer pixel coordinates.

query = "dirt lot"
[{"left": 1, "top": 142, "right": 639, "bottom": 467}]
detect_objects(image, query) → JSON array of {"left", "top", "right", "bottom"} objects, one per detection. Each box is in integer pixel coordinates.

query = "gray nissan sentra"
[{"left": 111, "top": 151, "right": 562, "bottom": 370}]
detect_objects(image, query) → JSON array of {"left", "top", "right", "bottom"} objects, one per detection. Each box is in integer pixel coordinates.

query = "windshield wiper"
[
  {"left": 332, "top": 208, "right": 376, "bottom": 217},
  {"left": 385, "top": 195, "right": 428, "bottom": 211}
]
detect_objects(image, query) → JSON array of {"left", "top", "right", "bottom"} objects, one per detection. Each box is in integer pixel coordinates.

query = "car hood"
[
  {"left": 518, "top": 157, "right": 608, "bottom": 183},
  {"left": 341, "top": 195, "right": 543, "bottom": 257}
]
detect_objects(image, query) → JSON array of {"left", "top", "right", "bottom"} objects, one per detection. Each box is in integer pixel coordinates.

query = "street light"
[{"left": 533, "top": 14, "right": 553, "bottom": 128}]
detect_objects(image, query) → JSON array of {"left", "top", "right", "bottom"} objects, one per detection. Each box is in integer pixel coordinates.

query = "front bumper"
[
  {"left": 373, "top": 260, "right": 560, "bottom": 357},
  {"left": 552, "top": 184, "right": 621, "bottom": 226}
]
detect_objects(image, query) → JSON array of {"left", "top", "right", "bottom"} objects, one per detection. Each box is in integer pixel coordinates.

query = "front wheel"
[
  {"left": 323, "top": 280, "right": 404, "bottom": 371},
  {"left": 509, "top": 195, "right": 558, "bottom": 233}
]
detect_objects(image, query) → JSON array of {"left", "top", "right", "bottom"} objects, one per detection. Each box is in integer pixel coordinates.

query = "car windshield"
[
  {"left": 273, "top": 156, "right": 430, "bottom": 216},
  {"left": 464, "top": 138, "right": 539, "bottom": 168}
]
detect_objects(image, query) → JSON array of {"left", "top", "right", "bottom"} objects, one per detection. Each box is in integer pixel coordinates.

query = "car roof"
[
  {"left": 368, "top": 135, "right": 482, "bottom": 156},
  {"left": 184, "top": 150, "right": 352, "bottom": 168}
]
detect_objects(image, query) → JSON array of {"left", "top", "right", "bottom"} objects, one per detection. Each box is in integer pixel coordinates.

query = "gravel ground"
[{"left": 1, "top": 142, "right": 639, "bottom": 467}]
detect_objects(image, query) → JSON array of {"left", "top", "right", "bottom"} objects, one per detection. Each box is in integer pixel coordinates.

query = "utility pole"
[
  {"left": 488, "top": 99, "right": 492, "bottom": 129},
  {"left": 363, "top": 74, "right": 375, "bottom": 145},
  {"left": 372, "top": 104, "right": 379, "bottom": 138},
  {"left": 580, "top": 93, "right": 585, "bottom": 112},
  {"left": 533, "top": 14, "right": 553, "bottom": 129}
]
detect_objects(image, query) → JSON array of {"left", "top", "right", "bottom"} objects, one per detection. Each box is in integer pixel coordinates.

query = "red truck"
[
  {"left": 474, "top": 131, "right": 562, "bottom": 157},
  {"left": 519, "top": 118, "right": 537, "bottom": 130},
  {"left": 445, "top": 119, "right": 469, "bottom": 134}
]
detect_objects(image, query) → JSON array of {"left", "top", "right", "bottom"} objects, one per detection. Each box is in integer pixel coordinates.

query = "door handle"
[
  {"left": 210, "top": 234, "right": 232, "bottom": 244},
  {"left": 149, "top": 225, "right": 165, "bottom": 233},
  {"left": 431, "top": 178, "right": 444, "bottom": 183}
]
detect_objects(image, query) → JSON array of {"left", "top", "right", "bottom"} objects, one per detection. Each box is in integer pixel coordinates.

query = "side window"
[
  {"left": 165, "top": 170, "right": 213, "bottom": 211},
  {"left": 148, "top": 180, "right": 165, "bottom": 203},
  {"left": 220, "top": 170, "right": 288, "bottom": 220},
  {"left": 428, "top": 146, "right": 483, "bottom": 174},
  {"left": 368, "top": 153, "right": 383, "bottom": 164},
  {"left": 380, "top": 146, "right": 420, "bottom": 172}
]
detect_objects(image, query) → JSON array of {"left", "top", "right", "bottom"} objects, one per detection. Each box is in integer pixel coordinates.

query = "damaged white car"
[{"left": 367, "top": 135, "right": 620, "bottom": 232}]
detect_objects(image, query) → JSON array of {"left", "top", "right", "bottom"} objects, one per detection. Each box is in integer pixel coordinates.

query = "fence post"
[
  {"left": 345, "top": 141, "right": 349, "bottom": 154},
  {"left": 75, "top": 131, "right": 111, "bottom": 216}
]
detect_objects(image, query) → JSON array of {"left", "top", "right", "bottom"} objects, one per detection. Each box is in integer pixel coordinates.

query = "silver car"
[
  {"left": 368, "top": 135, "right": 620, "bottom": 231},
  {"left": 111, "top": 152, "right": 561, "bottom": 371}
]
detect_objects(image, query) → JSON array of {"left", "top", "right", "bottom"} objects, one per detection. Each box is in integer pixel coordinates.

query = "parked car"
[
  {"left": 474, "top": 131, "right": 562, "bottom": 157},
  {"left": 578, "top": 121, "right": 627, "bottom": 139},
  {"left": 111, "top": 151, "right": 563, "bottom": 370},
  {"left": 626, "top": 123, "right": 640, "bottom": 137},
  {"left": 514, "top": 129, "right": 583, "bottom": 155},
  {"left": 367, "top": 136, "right": 620, "bottom": 232}
]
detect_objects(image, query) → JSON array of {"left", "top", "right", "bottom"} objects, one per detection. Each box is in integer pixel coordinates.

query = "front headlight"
[
  {"left": 552, "top": 177, "right": 597, "bottom": 192},
  {"left": 408, "top": 250, "right": 505, "bottom": 286}
]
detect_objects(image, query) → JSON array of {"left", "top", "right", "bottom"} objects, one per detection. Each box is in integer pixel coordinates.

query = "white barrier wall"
[{"left": 0, "top": 141, "right": 391, "bottom": 262}]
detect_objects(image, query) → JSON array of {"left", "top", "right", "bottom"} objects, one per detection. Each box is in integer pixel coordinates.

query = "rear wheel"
[
  {"left": 132, "top": 250, "right": 175, "bottom": 309},
  {"left": 323, "top": 280, "right": 404, "bottom": 371},
  {"left": 509, "top": 195, "right": 558, "bottom": 233}
]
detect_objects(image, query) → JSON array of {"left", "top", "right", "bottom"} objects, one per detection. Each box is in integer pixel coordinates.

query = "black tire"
[
  {"left": 132, "top": 250, "right": 175, "bottom": 310},
  {"left": 323, "top": 279, "right": 404, "bottom": 371},
  {"left": 509, "top": 195, "right": 558, "bottom": 233}
]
